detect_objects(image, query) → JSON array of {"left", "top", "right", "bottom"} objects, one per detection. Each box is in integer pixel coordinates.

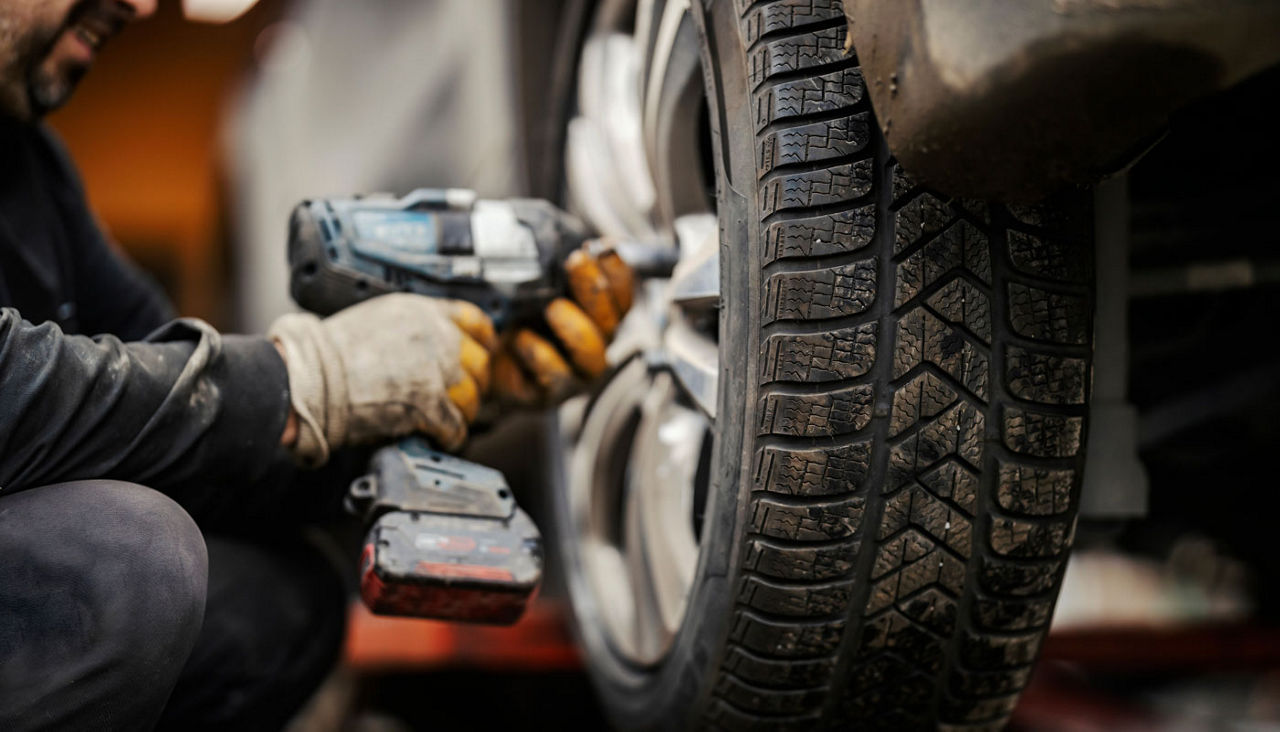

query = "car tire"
[{"left": 555, "top": 2, "right": 1096, "bottom": 728}]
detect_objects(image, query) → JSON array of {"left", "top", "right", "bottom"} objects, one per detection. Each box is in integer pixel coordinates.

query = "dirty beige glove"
[
  {"left": 492, "top": 241, "right": 634, "bottom": 406},
  {"left": 269, "top": 293, "right": 496, "bottom": 466}
]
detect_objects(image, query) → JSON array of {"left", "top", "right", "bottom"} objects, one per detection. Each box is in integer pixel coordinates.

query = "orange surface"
[
  {"left": 344, "top": 597, "right": 583, "bottom": 673},
  {"left": 48, "top": 1, "right": 281, "bottom": 326}
]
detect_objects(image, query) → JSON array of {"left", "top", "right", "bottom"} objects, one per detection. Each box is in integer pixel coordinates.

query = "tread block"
[
  {"left": 753, "top": 66, "right": 865, "bottom": 131},
  {"left": 890, "top": 370, "right": 959, "bottom": 437},
  {"left": 891, "top": 163, "right": 917, "bottom": 201},
  {"left": 1007, "top": 283, "right": 1089, "bottom": 345},
  {"left": 845, "top": 652, "right": 911, "bottom": 690},
  {"left": 867, "top": 530, "right": 967, "bottom": 613},
  {"left": 973, "top": 596, "right": 1055, "bottom": 631},
  {"left": 763, "top": 205, "right": 876, "bottom": 263},
  {"left": 989, "top": 516, "right": 1072, "bottom": 559},
  {"left": 763, "top": 258, "right": 876, "bottom": 323},
  {"left": 759, "top": 383, "right": 874, "bottom": 437},
  {"left": 738, "top": 574, "right": 856, "bottom": 617},
  {"left": 762, "top": 159, "right": 874, "bottom": 216},
  {"left": 895, "top": 220, "right": 992, "bottom": 306},
  {"left": 997, "top": 462, "right": 1075, "bottom": 516},
  {"left": 707, "top": 700, "right": 821, "bottom": 732},
  {"left": 898, "top": 587, "right": 962, "bottom": 636},
  {"left": 843, "top": 674, "right": 936, "bottom": 730},
  {"left": 723, "top": 646, "right": 837, "bottom": 688},
  {"left": 749, "top": 495, "right": 865, "bottom": 541},
  {"left": 893, "top": 190, "right": 955, "bottom": 255},
  {"left": 978, "top": 555, "right": 1064, "bottom": 597},
  {"left": 754, "top": 438, "right": 873, "bottom": 497},
  {"left": 730, "top": 612, "right": 847, "bottom": 658},
  {"left": 952, "top": 199, "right": 993, "bottom": 227},
  {"left": 894, "top": 308, "right": 990, "bottom": 399},
  {"left": 740, "top": 0, "right": 846, "bottom": 45},
  {"left": 950, "top": 666, "right": 1033, "bottom": 698},
  {"left": 919, "top": 461, "right": 980, "bottom": 516},
  {"left": 959, "top": 630, "right": 1045, "bottom": 670},
  {"left": 745, "top": 536, "right": 858, "bottom": 581},
  {"left": 761, "top": 322, "right": 877, "bottom": 383},
  {"left": 879, "top": 485, "right": 973, "bottom": 558},
  {"left": 1008, "top": 230, "right": 1090, "bottom": 284},
  {"left": 857, "top": 608, "right": 951, "bottom": 665},
  {"left": 759, "top": 112, "right": 871, "bottom": 177},
  {"left": 1006, "top": 199, "right": 1094, "bottom": 237},
  {"left": 927, "top": 278, "right": 993, "bottom": 342},
  {"left": 714, "top": 674, "right": 829, "bottom": 715},
  {"left": 886, "top": 401, "right": 985, "bottom": 492},
  {"left": 748, "top": 25, "right": 849, "bottom": 89},
  {"left": 1003, "top": 407, "right": 1084, "bottom": 458},
  {"left": 940, "top": 694, "right": 1021, "bottom": 724},
  {"left": 1005, "top": 346, "right": 1088, "bottom": 405}
]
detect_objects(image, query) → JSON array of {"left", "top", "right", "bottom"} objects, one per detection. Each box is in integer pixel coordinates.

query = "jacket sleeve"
[{"left": 0, "top": 309, "right": 291, "bottom": 500}]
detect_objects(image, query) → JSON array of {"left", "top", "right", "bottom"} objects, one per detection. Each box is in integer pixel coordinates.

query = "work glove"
[
  {"left": 492, "top": 241, "right": 635, "bottom": 406},
  {"left": 269, "top": 293, "right": 496, "bottom": 467}
]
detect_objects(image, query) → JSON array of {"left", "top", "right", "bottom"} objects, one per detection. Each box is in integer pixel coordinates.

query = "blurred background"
[{"left": 46, "top": 1, "right": 1280, "bottom": 729}]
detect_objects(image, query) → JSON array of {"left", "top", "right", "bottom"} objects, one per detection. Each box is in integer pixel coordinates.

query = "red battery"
[
  {"left": 350, "top": 438, "right": 544, "bottom": 625},
  {"left": 359, "top": 510, "right": 542, "bottom": 625}
]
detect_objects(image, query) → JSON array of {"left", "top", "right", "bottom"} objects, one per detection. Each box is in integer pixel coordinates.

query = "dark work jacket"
[{"left": 0, "top": 118, "right": 291, "bottom": 501}]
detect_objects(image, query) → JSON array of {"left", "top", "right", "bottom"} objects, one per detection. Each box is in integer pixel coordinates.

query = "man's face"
[{"left": 0, "top": 0, "right": 154, "bottom": 121}]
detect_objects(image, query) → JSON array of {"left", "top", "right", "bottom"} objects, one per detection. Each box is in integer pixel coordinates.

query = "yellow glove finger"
[
  {"left": 446, "top": 373, "right": 481, "bottom": 423},
  {"left": 565, "top": 248, "right": 621, "bottom": 338},
  {"left": 511, "top": 328, "right": 574, "bottom": 398},
  {"left": 545, "top": 297, "right": 607, "bottom": 379},
  {"left": 596, "top": 248, "right": 635, "bottom": 315},
  {"left": 459, "top": 334, "right": 492, "bottom": 395},
  {"left": 447, "top": 300, "right": 498, "bottom": 352},
  {"left": 492, "top": 349, "right": 541, "bottom": 407}
]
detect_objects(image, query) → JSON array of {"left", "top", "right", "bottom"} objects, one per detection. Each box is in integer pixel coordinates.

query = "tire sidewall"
[{"left": 552, "top": 3, "right": 759, "bottom": 729}]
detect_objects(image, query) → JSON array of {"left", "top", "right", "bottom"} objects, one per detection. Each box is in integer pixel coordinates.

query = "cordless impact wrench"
[{"left": 287, "top": 189, "right": 596, "bottom": 625}]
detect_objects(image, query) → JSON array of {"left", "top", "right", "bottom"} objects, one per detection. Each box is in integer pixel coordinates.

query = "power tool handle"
[{"left": 287, "top": 202, "right": 400, "bottom": 316}]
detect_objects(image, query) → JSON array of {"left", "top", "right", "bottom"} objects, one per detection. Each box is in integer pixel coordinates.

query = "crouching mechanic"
[{"left": 0, "top": 1, "right": 630, "bottom": 729}]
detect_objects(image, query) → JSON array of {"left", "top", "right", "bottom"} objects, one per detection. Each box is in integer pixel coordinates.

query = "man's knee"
[
  {"left": 73, "top": 479, "right": 208, "bottom": 597},
  {"left": 0, "top": 481, "right": 208, "bottom": 728},
  {"left": 81, "top": 479, "right": 209, "bottom": 625}
]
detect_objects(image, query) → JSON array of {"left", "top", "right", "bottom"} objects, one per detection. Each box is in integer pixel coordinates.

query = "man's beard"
[
  {"left": 0, "top": 1, "right": 91, "bottom": 120},
  {"left": 27, "top": 59, "right": 85, "bottom": 116},
  {"left": 26, "top": 0, "right": 95, "bottom": 118},
  {"left": 0, "top": 12, "right": 35, "bottom": 119}
]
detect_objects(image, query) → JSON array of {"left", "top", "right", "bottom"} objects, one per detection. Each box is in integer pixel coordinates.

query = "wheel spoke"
[
  {"left": 637, "top": 0, "right": 707, "bottom": 226},
  {"left": 568, "top": 361, "right": 647, "bottom": 660},
  {"left": 662, "top": 213, "right": 720, "bottom": 418},
  {"left": 633, "top": 377, "right": 702, "bottom": 633},
  {"left": 623, "top": 444, "right": 667, "bottom": 659},
  {"left": 567, "top": 33, "right": 657, "bottom": 239},
  {"left": 667, "top": 213, "right": 720, "bottom": 307},
  {"left": 585, "top": 540, "right": 637, "bottom": 656},
  {"left": 640, "top": 0, "right": 691, "bottom": 158},
  {"left": 664, "top": 318, "right": 718, "bottom": 419}
]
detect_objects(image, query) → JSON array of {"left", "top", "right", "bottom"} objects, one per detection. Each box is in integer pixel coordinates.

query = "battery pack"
[{"left": 351, "top": 439, "right": 543, "bottom": 625}]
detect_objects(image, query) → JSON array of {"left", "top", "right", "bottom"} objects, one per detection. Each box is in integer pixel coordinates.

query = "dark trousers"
[{"left": 0, "top": 481, "right": 347, "bottom": 731}]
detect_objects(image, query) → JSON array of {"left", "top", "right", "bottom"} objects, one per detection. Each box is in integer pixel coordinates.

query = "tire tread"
[{"left": 702, "top": 1, "right": 1094, "bottom": 727}]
